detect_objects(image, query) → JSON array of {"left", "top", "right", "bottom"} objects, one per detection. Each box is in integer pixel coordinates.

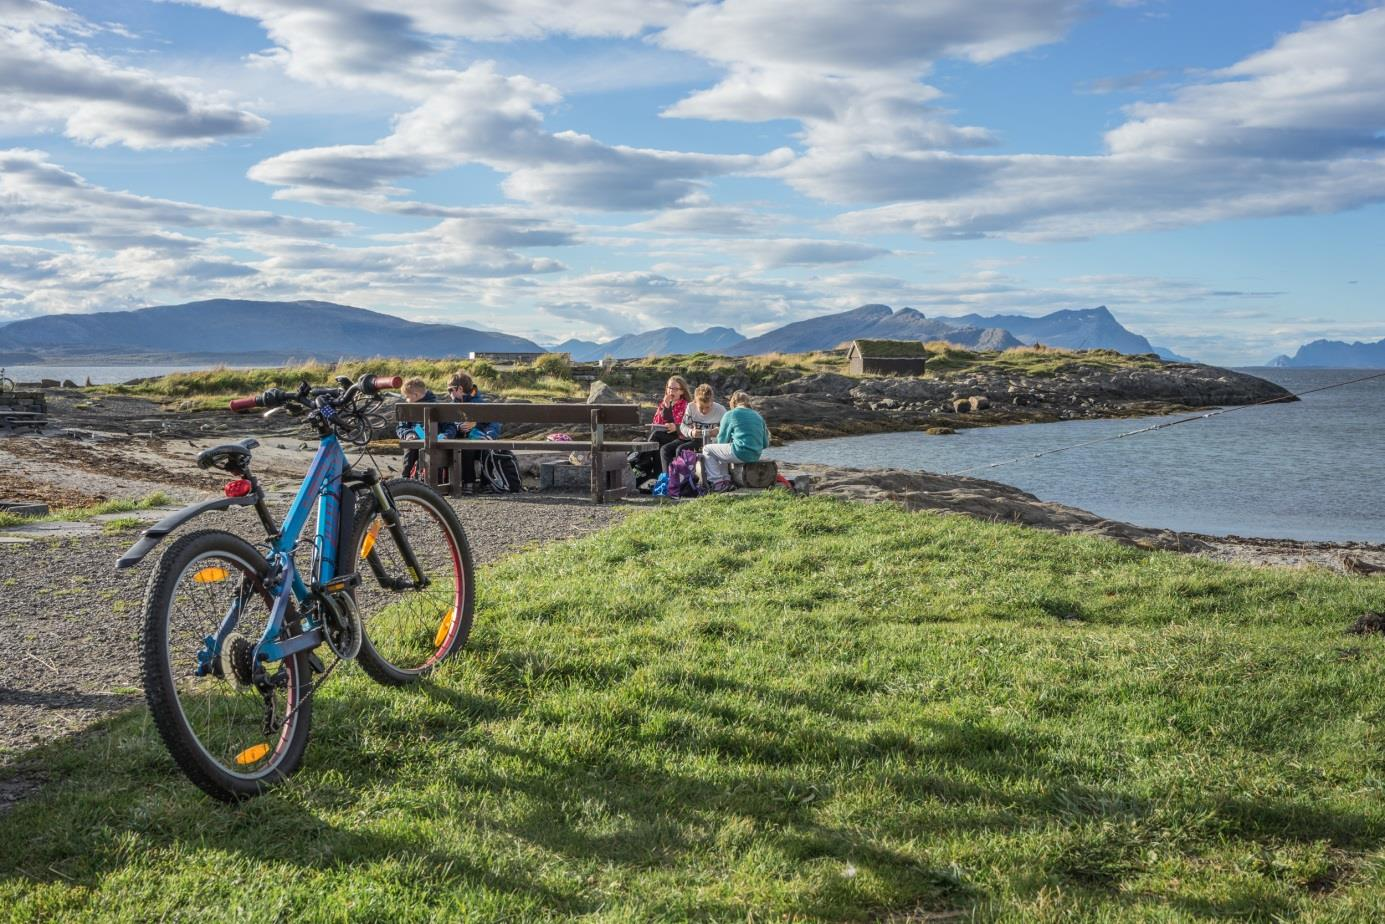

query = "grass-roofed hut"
[{"left": 847, "top": 339, "right": 927, "bottom": 376}]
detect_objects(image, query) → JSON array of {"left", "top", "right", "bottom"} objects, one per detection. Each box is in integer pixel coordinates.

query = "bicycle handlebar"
[
  {"left": 366, "top": 375, "right": 402, "bottom": 394},
  {"left": 229, "top": 373, "right": 397, "bottom": 413}
]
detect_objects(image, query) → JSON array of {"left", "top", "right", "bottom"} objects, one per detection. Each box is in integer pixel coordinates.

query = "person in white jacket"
[{"left": 661, "top": 383, "right": 726, "bottom": 471}]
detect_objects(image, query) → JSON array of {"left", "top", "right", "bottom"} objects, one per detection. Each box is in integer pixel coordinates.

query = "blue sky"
[{"left": 2, "top": 0, "right": 1383, "bottom": 364}]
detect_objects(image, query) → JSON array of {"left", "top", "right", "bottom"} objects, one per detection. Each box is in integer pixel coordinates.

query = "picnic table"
[
  {"left": 1, "top": 409, "right": 46, "bottom": 433},
  {"left": 396, "top": 402, "right": 657, "bottom": 503}
]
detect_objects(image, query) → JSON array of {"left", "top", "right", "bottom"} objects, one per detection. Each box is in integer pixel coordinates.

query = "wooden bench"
[
  {"left": 1, "top": 410, "right": 46, "bottom": 433},
  {"left": 396, "top": 402, "right": 656, "bottom": 503}
]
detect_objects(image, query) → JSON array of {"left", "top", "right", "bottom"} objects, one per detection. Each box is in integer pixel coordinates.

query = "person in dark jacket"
[
  {"left": 447, "top": 371, "right": 502, "bottom": 493},
  {"left": 396, "top": 377, "right": 455, "bottom": 479}
]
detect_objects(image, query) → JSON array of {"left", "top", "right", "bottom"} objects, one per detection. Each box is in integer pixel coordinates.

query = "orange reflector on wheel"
[
  {"left": 434, "top": 609, "right": 456, "bottom": 648},
  {"left": 360, "top": 520, "right": 381, "bottom": 558},
  {"left": 193, "top": 566, "right": 228, "bottom": 583},
  {"left": 235, "top": 743, "right": 270, "bottom": 765}
]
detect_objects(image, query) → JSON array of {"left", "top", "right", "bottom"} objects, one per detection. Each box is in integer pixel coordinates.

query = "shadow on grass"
[{"left": 3, "top": 662, "right": 1383, "bottom": 919}]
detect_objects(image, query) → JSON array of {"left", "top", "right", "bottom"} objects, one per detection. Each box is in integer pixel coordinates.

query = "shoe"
[
  {"left": 712, "top": 479, "right": 734, "bottom": 493},
  {"left": 461, "top": 482, "right": 476, "bottom": 495}
]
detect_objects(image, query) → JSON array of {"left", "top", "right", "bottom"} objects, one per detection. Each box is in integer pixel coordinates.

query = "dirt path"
[{"left": 0, "top": 495, "right": 629, "bottom": 770}]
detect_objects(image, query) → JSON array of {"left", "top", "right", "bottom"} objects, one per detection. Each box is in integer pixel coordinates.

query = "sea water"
[
  {"left": 2, "top": 364, "right": 255, "bottom": 386},
  {"left": 767, "top": 368, "right": 1385, "bottom": 543}
]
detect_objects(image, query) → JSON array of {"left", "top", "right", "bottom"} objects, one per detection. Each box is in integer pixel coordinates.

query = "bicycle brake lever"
[{"left": 264, "top": 406, "right": 289, "bottom": 419}]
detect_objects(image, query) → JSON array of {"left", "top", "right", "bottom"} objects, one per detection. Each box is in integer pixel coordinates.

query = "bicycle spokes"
[
  {"left": 163, "top": 552, "right": 301, "bottom": 777},
  {"left": 356, "top": 499, "right": 464, "bottom": 672}
]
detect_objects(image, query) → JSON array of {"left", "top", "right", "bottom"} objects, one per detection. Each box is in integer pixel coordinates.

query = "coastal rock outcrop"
[{"left": 785, "top": 464, "right": 1210, "bottom": 553}]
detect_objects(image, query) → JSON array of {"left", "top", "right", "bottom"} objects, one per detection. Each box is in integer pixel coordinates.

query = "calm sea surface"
[
  {"left": 767, "top": 368, "right": 1385, "bottom": 543},
  {"left": 2, "top": 364, "right": 254, "bottom": 385}
]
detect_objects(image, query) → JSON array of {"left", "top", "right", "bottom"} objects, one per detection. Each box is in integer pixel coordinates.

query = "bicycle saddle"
[{"left": 197, "top": 438, "right": 260, "bottom": 473}]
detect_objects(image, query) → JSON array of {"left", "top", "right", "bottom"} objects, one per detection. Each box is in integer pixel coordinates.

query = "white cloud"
[
  {"left": 834, "top": 7, "right": 1385, "bottom": 238},
  {"left": 0, "top": 2, "right": 266, "bottom": 149},
  {"left": 631, "top": 206, "right": 774, "bottom": 236},
  {"left": 0, "top": 149, "right": 568, "bottom": 321},
  {"left": 187, "top": 0, "right": 693, "bottom": 94},
  {"left": 249, "top": 62, "right": 792, "bottom": 211},
  {"left": 660, "top": 0, "right": 1082, "bottom": 72},
  {"left": 749, "top": 239, "right": 890, "bottom": 269}
]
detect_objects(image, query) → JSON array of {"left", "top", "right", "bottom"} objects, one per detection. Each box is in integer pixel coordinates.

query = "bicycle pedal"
[
  {"left": 315, "top": 573, "right": 360, "bottom": 594},
  {"left": 307, "top": 653, "right": 326, "bottom": 674}
]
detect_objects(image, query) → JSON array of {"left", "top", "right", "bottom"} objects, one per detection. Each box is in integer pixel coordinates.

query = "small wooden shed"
[{"left": 847, "top": 339, "right": 927, "bottom": 376}]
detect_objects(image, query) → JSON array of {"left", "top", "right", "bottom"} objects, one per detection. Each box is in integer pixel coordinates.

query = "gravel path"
[{"left": 0, "top": 494, "right": 630, "bottom": 766}]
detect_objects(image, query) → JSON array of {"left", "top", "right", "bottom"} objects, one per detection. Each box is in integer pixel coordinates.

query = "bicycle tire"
[
  {"left": 348, "top": 479, "right": 475, "bottom": 685},
  {"left": 140, "top": 529, "right": 313, "bottom": 801}
]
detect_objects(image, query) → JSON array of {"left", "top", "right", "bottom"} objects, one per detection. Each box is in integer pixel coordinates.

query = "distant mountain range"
[
  {"left": 944, "top": 306, "right": 1165, "bottom": 356},
  {"left": 0, "top": 299, "right": 542, "bottom": 362},
  {"left": 718, "top": 304, "right": 1017, "bottom": 355},
  {"left": 1, "top": 298, "right": 1182, "bottom": 366},
  {"left": 555, "top": 326, "right": 745, "bottom": 361},
  {"left": 1268, "top": 337, "right": 1385, "bottom": 368}
]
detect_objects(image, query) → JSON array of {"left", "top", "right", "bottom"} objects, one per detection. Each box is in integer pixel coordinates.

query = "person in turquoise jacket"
[{"left": 701, "top": 390, "right": 769, "bottom": 490}]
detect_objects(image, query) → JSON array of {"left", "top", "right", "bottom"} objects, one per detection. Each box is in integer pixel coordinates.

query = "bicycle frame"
[{"left": 199, "top": 434, "right": 348, "bottom": 676}]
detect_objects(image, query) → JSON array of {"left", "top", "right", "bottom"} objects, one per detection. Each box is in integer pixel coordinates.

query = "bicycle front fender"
[{"left": 115, "top": 496, "right": 259, "bottom": 570}]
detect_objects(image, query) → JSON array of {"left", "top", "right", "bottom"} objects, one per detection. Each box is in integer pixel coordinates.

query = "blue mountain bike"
[{"left": 117, "top": 373, "right": 474, "bottom": 800}]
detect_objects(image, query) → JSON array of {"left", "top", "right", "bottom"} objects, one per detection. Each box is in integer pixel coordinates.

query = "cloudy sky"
[{"left": 1, "top": 0, "right": 1382, "bottom": 363}]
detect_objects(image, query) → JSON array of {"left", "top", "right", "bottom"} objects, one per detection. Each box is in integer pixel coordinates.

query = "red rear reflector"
[{"left": 225, "top": 479, "right": 253, "bottom": 498}]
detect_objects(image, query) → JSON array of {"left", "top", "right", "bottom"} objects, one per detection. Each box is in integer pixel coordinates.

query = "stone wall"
[{"left": 0, "top": 391, "right": 46, "bottom": 414}]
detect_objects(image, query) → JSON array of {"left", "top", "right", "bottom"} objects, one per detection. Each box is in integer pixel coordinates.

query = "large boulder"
[{"left": 587, "top": 381, "right": 629, "bottom": 404}]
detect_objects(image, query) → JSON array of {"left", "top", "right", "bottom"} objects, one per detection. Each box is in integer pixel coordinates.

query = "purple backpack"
[{"left": 666, "top": 449, "right": 704, "bottom": 499}]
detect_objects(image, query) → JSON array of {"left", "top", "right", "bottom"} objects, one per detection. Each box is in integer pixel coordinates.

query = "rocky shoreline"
[
  {"left": 751, "top": 361, "right": 1294, "bottom": 442},
  {"left": 782, "top": 464, "right": 1385, "bottom": 573}
]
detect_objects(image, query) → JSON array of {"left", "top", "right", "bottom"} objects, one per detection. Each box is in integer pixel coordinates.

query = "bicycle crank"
[{"left": 319, "top": 589, "right": 362, "bottom": 660}]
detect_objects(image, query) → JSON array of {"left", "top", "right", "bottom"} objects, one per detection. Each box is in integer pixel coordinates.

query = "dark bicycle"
[{"left": 117, "top": 373, "right": 474, "bottom": 800}]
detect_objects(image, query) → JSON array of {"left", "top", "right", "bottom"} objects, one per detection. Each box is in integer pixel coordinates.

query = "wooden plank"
[
  {"left": 395, "top": 402, "right": 642, "bottom": 426},
  {"left": 430, "top": 439, "right": 656, "bottom": 452}
]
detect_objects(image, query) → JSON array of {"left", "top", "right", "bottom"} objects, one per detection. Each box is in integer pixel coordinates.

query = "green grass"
[
  {"left": 921, "top": 342, "right": 1164, "bottom": 378},
  {"left": 0, "top": 492, "right": 175, "bottom": 529},
  {"left": 99, "top": 516, "right": 147, "bottom": 534},
  {"left": 87, "top": 345, "right": 1166, "bottom": 412},
  {"left": 93, "top": 359, "right": 585, "bottom": 410},
  {"left": 7, "top": 496, "right": 1385, "bottom": 920}
]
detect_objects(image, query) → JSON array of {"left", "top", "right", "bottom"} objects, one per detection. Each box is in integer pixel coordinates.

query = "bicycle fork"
[{"left": 357, "top": 472, "right": 430, "bottom": 592}]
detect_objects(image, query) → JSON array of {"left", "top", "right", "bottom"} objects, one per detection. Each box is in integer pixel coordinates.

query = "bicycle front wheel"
[
  {"left": 349, "top": 479, "right": 474, "bottom": 685},
  {"left": 140, "top": 529, "right": 313, "bottom": 801}
]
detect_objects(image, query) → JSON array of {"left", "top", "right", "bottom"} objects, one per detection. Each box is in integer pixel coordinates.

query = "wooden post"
[
  {"left": 422, "top": 408, "right": 445, "bottom": 493},
  {"left": 590, "top": 407, "right": 605, "bottom": 504}
]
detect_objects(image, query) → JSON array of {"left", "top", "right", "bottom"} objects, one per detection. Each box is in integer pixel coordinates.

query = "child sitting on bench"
[{"left": 701, "top": 390, "right": 768, "bottom": 491}]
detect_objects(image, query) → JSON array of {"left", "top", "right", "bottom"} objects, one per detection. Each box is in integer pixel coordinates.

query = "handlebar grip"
[
  {"left": 359, "top": 374, "right": 402, "bottom": 395},
  {"left": 229, "top": 396, "right": 260, "bottom": 412}
]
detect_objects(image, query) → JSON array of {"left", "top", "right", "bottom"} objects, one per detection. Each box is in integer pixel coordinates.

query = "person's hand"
[{"left": 664, "top": 422, "right": 677, "bottom": 432}]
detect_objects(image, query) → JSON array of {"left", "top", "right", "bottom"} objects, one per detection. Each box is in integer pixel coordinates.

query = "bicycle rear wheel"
[
  {"left": 140, "top": 529, "right": 312, "bottom": 801},
  {"left": 349, "top": 479, "right": 474, "bottom": 685}
]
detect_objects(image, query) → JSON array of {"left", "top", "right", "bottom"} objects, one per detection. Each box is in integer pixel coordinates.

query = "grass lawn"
[
  {"left": 0, "top": 492, "right": 175, "bottom": 529},
  {"left": 4, "top": 494, "right": 1385, "bottom": 921}
]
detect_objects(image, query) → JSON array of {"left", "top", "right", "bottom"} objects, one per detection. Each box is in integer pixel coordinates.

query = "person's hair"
[
  {"left": 402, "top": 377, "right": 427, "bottom": 397},
  {"left": 665, "top": 376, "right": 692, "bottom": 402},
  {"left": 730, "top": 390, "right": 752, "bottom": 408},
  {"left": 449, "top": 371, "right": 475, "bottom": 392},
  {"left": 694, "top": 383, "right": 714, "bottom": 404}
]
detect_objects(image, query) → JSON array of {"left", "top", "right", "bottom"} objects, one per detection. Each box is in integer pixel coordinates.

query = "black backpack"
[{"left": 481, "top": 448, "right": 523, "bottom": 493}]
